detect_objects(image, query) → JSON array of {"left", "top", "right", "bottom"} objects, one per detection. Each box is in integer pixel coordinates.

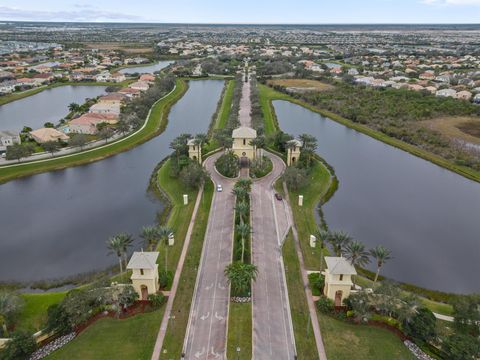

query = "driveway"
[
  {"left": 251, "top": 152, "right": 296, "bottom": 359},
  {"left": 183, "top": 152, "right": 236, "bottom": 359}
]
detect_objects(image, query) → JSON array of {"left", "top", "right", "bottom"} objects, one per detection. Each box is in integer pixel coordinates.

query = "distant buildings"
[{"left": 0, "top": 131, "right": 21, "bottom": 154}]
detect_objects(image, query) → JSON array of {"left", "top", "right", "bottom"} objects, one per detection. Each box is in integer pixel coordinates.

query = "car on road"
[
  {"left": 275, "top": 193, "right": 283, "bottom": 201},
  {"left": 216, "top": 184, "right": 223, "bottom": 192}
]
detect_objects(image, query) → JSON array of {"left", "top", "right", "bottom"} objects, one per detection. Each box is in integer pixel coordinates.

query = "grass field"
[
  {"left": 0, "top": 79, "right": 187, "bottom": 184},
  {"left": 267, "top": 79, "right": 334, "bottom": 92},
  {"left": 282, "top": 231, "right": 319, "bottom": 359},
  {"left": 160, "top": 180, "right": 214, "bottom": 359},
  {"left": 318, "top": 312, "right": 416, "bottom": 360},
  {"left": 156, "top": 159, "right": 197, "bottom": 275},
  {"left": 16, "top": 292, "right": 67, "bottom": 332},
  {"left": 226, "top": 303, "right": 252, "bottom": 360},
  {"left": 46, "top": 308, "right": 165, "bottom": 360},
  {"left": 422, "top": 116, "right": 480, "bottom": 146}
]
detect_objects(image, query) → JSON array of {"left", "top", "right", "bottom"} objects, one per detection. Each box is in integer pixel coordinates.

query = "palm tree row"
[
  {"left": 106, "top": 224, "right": 173, "bottom": 277},
  {"left": 314, "top": 227, "right": 393, "bottom": 284}
]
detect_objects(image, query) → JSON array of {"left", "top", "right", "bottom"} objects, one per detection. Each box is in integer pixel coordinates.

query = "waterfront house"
[
  {"left": 323, "top": 256, "right": 357, "bottom": 306},
  {"left": 98, "top": 93, "right": 126, "bottom": 106},
  {"left": 139, "top": 74, "right": 155, "bottom": 83},
  {"left": 0, "top": 130, "right": 21, "bottom": 154},
  {"left": 118, "top": 87, "right": 141, "bottom": 98},
  {"left": 127, "top": 251, "right": 160, "bottom": 300},
  {"left": 30, "top": 128, "right": 69, "bottom": 144},
  {"left": 89, "top": 102, "right": 121, "bottom": 116},
  {"left": 129, "top": 81, "right": 150, "bottom": 92},
  {"left": 68, "top": 113, "right": 116, "bottom": 134},
  {"left": 111, "top": 72, "right": 126, "bottom": 83}
]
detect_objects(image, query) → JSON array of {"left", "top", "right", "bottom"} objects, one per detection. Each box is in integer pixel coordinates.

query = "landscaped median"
[{"left": 0, "top": 78, "right": 188, "bottom": 184}]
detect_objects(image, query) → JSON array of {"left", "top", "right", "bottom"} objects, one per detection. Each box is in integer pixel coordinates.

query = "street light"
[{"left": 236, "top": 347, "right": 241, "bottom": 360}]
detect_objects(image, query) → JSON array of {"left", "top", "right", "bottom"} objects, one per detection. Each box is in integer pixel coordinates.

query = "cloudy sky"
[{"left": 0, "top": 0, "right": 479, "bottom": 23}]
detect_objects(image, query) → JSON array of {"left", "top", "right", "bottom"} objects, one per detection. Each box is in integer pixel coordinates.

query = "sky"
[{"left": 0, "top": 0, "right": 479, "bottom": 23}]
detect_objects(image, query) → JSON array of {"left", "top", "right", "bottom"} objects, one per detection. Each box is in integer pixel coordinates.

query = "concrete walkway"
[{"left": 151, "top": 185, "right": 204, "bottom": 360}]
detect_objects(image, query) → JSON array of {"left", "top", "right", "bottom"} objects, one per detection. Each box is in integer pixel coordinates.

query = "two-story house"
[
  {"left": 0, "top": 130, "right": 21, "bottom": 154},
  {"left": 323, "top": 256, "right": 357, "bottom": 306}
]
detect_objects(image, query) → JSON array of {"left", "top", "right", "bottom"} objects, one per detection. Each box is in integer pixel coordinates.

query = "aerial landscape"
[{"left": 0, "top": 1, "right": 479, "bottom": 359}]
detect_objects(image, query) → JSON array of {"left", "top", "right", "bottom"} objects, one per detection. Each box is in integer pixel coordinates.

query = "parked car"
[
  {"left": 275, "top": 193, "right": 283, "bottom": 201},
  {"left": 217, "top": 184, "right": 223, "bottom": 192}
]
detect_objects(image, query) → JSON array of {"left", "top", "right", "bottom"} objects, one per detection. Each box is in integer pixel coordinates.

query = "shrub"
[
  {"left": 180, "top": 162, "right": 209, "bottom": 189},
  {"left": 117, "top": 285, "right": 139, "bottom": 310},
  {"left": 308, "top": 273, "right": 325, "bottom": 296},
  {"left": 158, "top": 270, "right": 173, "bottom": 289},
  {"left": 403, "top": 307, "right": 437, "bottom": 343},
  {"left": 215, "top": 151, "right": 239, "bottom": 178},
  {"left": 46, "top": 303, "right": 72, "bottom": 335},
  {"left": 1, "top": 331, "right": 36, "bottom": 360},
  {"left": 370, "top": 314, "right": 401, "bottom": 330},
  {"left": 148, "top": 293, "right": 166, "bottom": 308},
  {"left": 442, "top": 333, "right": 480, "bottom": 360},
  {"left": 316, "top": 296, "right": 334, "bottom": 314},
  {"left": 283, "top": 166, "right": 308, "bottom": 191}
]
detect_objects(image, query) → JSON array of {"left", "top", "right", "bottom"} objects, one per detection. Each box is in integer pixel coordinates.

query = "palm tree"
[
  {"left": 232, "top": 187, "right": 247, "bottom": 201},
  {"left": 140, "top": 226, "right": 159, "bottom": 251},
  {"left": 195, "top": 133, "right": 209, "bottom": 159},
  {"left": 327, "top": 230, "right": 352, "bottom": 256},
  {"left": 235, "top": 201, "right": 249, "bottom": 225},
  {"left": 313, "top": 228, "right": 330, "bottom": 271},
  {"left": 157, "top": 225, "right": 173, "bottom": 273},
  {"left": 299, "top": 133, "right": 317, "bottom": 168},
  {"left": 236, "top": 223, "right": 251, "bottom": 263},
  {"left": 68, "top": 102, "right": 80, "bottom": 113},
  {"left": 249, "top": 137, "right": 262, "bottom": 160},
  {"left": 345, "top": 240, "right": 370, "bottom": 268},
  {"left": 370, "top": 245, "right": 393, "bottom": 284},
  {"left": 107, "top": 234, "right": 127, "bottom": 274},
  {"left": 224, "top": 262, "right": 258, "bottom": 296},
  {"left": 235, "top": 178, "right": 252, "bottom": 193},
  {"left": 119, "top": 233, "right": 134, "bottom": 272}
]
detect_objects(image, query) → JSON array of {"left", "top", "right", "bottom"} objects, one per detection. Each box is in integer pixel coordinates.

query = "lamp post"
[{"left": 236, "top": 347, "right": 241, "bottom": 360}]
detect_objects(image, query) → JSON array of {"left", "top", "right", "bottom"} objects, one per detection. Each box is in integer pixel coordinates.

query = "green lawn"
[
  {"left": 0, "top": 79, "right": 187, "bottom": 184},
  {"left": 258, "top": 84, "right": 290, "bottom": 136},
  {"left": 46, "top": 308, "right": 165, "bottom": 360},
  {"left": 160, "top": 180, "right": 214, "bottom": 359},
  {"left": 156, "top": 158, "right": 197, "bottom": 276},
  {"left": 282, "top": 231, "right": 319, "bottom": 359},
  {"left": 227, "top": 303, "right": 252, "bottom": 360},
  {"left": 16, "top": 292, "right": 67, "bottom": 332},
  {"left": 318, "top": 312, "right": 416, "bottom": 360}
]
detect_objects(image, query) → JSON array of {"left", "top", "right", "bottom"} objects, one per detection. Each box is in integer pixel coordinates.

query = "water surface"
[
  {"left": 119, "top": 60, "right": 174, "bottom": 75},
  {"left": 0, "top": 85, "right": 107, "bottom": 132},
  {"left": 0, "top": 80, "right": 224, "bottom": 282},
  {"left": 274, "top": 100, "right": 480, "bottom": 294}
]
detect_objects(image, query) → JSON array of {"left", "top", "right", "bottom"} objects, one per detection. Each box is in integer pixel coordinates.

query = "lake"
[
  {"left": 0, "top": 80, "right": 224, "bottom": 282},
  {"left": 274, "top": 100, "right": 480, "bottom": 294},
  {"left": 119, "top": 60, "right": 174, "bottom": 75},
  {"left": 0, "top": 85, "right": 107, "bottom": 132}
]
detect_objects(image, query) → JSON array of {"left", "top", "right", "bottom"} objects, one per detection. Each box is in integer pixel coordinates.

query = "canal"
[
  {"left": 0, "top": 85, "right": 107, "bottom": 132},
  {"left": 0, "top": 80, "right": 224, "bottom": 282},
  {"left": 119, "top": 60, "right": 174, "bottom": 75},
  {"left": 274, "top": 100, "right": 480, "bottom": 294}
]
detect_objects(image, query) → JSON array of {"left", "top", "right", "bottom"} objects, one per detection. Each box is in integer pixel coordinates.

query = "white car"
[{"left": 216, "top": 184, "right": 223, "bottom": 192}]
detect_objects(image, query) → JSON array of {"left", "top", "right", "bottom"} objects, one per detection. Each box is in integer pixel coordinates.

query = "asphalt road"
[
  {"left": 183, "top": 152, "right": 236, "bottom": 360},
  {"left": 251, "top": 152, "right": 296, "bottom": 359}
]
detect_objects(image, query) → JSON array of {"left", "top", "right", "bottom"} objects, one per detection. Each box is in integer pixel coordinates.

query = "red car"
[{"left": 275, "top": 193, "right": 283, "bottom": 201}]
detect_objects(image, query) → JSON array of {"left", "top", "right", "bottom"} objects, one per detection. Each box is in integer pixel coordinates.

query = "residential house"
[
  {"left": 139, "top": 74, "right": 155, "bottom": 83},
  {"left": 111, "top": 72, "right": 126, "bottom": 83},
  {"left": 0, "top": 131, "right": 21, "bottom": 154},
  {"left": 30, "top": 128, "right": 69, "bottom": 144},
  {"left": 118, "top": 87, "right": 141, "bottom": 98},
  {"left": 129, "top": 81, "right": 150, "bottom": 92},
  {"left": 89, "top": 102, "right": 121, "bottom": 116}
]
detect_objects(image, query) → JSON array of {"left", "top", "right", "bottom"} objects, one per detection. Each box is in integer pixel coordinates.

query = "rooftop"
[
  {"left": 325, "top": 256, "right": 357, "bottom": 275},
  {"left": 127, "top": 251, "right": 159, "bottom": 270},
  {"left": 232, "top": 126, "right": 257, "bottom": 139}
]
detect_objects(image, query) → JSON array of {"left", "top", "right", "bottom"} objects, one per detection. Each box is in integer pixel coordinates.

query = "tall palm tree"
[
  {"left": 235, "top": 201, "right": 249, "bottom": 225},
  {"left": 68, "top": 102, "right": 80, "bottom": 113},
  {"left": 327, "top": 230, "right": 352, "bottom": 256},
  {"left": 313, "top": 228, "right": 330, "bottom": 271},
  {"left": 140, "top": 226, "right": 159, "bottom": 251},
  {"left": 299, "top": 133, "right": 317, "bottom": 168},
  {"left": 107, "top": 234, "right": 127, "bottom": 274},
  {"left": 236, "top": 223, "right": 251, "bottom": 263},
  {"left": 370, "top": 245, "right": 393, "bottom": 284},
  {"left": 232, "top": 187, "right": 247, "bottom": 201},
  {"left": 235, "top": 178, "right": 252, "bottom": 193},
  {"left": 345, "top": 240, "right": 370, "bottom": 268},
  {"left": 224, "top": 262, "right": 258, "bottom": 296},
  {"left": 195, "top": 133, "right": 209, "bottom": 159},
  {"left": 119, "top": 233, "right": 134, "bottom": 272},
  {"left": 157, "top": 225, "right": 173, "bottom": 273}
]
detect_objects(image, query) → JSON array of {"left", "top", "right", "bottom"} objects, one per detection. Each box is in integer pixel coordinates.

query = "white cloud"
[
  {"left": 422, "top": 0, "right": 480, "bottom": 5},
  {"left": 0, "top": 6, "right": 144, "bottom": 22}
]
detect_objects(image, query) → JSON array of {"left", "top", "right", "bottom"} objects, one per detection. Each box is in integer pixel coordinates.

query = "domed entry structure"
[{"left": 231, "top": 126, "right": 257, "bottom": 167}]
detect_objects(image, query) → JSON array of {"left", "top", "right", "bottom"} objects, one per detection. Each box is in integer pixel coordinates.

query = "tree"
[
  {"left": 42, "top": 141, "right": 61, "bottom": 157},
  {"left": 157, "top": 225, "right": 173, "bottom": 273},
  {"left": 235, "top": 201, "right": 249, "bottom": 225},
  {"left": 98, "top": 127, "right": 114, "bottom": 143},
  {"left": 116, "top": 119, "right": 130, "bottom": 135},
  {"left": 327, "top": 230, "right": 352, "bottom": 256},
  {"left": 283, "top": 166, "right": 308, "bottom": 191},
  {"left": 68, "top": 102, "right": 80, "bottom": 112},
  {"left": 194, "top": 133, "right": 209, "bottom": 159},
  {"left": 369, "top": 245, "right": 393, "bottom": 284},
  {"left": 345, "top": 240, "right": 370, "bottom": 268},
  {"left": 69, "top": 133, "right": 89, "bottom": 150},
  {"left": 215, "top": 151, "right": 239, "bottom": 178},
  {"left": 43, "top": 122, "right": 55, "bottom": 128},
  {"left": 140, "top": 226, "right": 159, "bottom": 251},
  {"left": 348, "top": 291, "right": 372, "bottom": 322},
  {"left": 313, "top": 228, "right": 330, "bottom": 271},
  {"left": 1, "top": 330, "right": 36, "bottom": 360},
  {"left": 116, "top": 285, "right": 139, "bottom": 314},
  {"left": 107, "top": 233, "right": 133, "bottom": 274},
  {"left": 298, "top": 133, "right": 318, "bottom": 169},
  {"left": 180, "top": 162, "right": 208, "bottom": 189},
  {"left": 235, "top": 178, "right": 252, "bottom": 193},
  {"left": 236, "top": 223, "right": 251, "bottom": 263},
  {"left": 46, "top": 303, "right": 72, "bottom": 335},
  {"left": 452, "top": 296, "right": 480, "bottom": 336},
  {"left": 442, "top": 333, "right": 480, "bottom": 360},
  {"left": 224, "top": 262, "right": 258, "bottom": 296},
  {"left": 403, "top": 307, "right": 437, "bottom": 343},
  {"left": 5, "top": 144, "right": 34, "bottom": 162},
  {"left": 0, "top": 291, "right": 23, "bottom": 335}
]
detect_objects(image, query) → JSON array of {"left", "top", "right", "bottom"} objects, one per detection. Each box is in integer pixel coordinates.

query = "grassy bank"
[
  {"left": 0, "top": 79, "right": 187, "bottom": 184},
  {"left": 258, "top": 83, "right": 480, "bottom": 183},
  {"left": 226, "top": 303, "right": 252, "bottom": 360},
  {"left": 282, "top": 231, "right": 319, "bottom": 359},
  {"left": 156, "top": 158, "right": 197, "bottom": 276},
  {"left": 16, "top": 292, "right": 67, "bottom": 332},
  {"left": 0, "top": 80, "right": 132, "bottom": 106},
  {"left": 160, "top": 180, "right": 213, "bottom": 359},
  {"left": 46, "top": 308, "right": 165, "bottom": 360}
]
